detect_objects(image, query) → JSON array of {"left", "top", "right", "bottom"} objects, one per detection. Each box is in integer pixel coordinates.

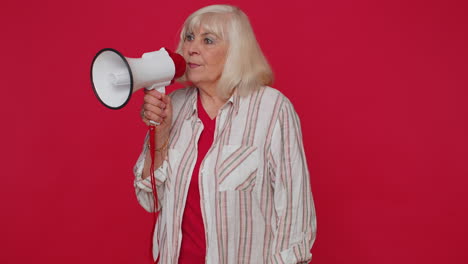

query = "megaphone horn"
[{"left": 90, "top": 48, "right": 186, "bottom": 109}]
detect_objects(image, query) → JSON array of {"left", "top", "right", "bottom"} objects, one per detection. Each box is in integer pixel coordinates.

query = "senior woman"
[{"left": 134, "top": 4, "right": 316, "bottom": 264}]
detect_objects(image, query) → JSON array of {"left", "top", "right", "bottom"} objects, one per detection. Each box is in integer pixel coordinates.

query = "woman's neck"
[{"left": 198, "top": 86, "right": 227, "bottom": 119}]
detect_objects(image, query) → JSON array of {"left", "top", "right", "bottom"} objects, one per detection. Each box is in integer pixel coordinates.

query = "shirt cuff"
[
  {"left": 271, "top": 242, "right": 312, "bottom": 264},
  {"left": 134, "top": 160, "right": 168, "bottom": 192}
]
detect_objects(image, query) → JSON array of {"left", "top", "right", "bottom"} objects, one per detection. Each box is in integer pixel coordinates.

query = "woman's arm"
[
  {"left": 269, "top": 97, "right": 317, "bottom": 263},
  {"left": 141, "top": 90, "right": 172, "bottom": 179},
  {"left": 134, "top": 89, "right": 172, "bottom": 212}
]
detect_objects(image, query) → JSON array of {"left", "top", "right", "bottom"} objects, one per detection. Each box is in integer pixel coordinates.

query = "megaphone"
[{"left": 90, "top": 47, "right": 186, "bottom": 109}]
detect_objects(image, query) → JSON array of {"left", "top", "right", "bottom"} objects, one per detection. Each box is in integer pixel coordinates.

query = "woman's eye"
[
  {"left": 185, "top": 34, "right": 194, "bottom": 41},
  {"left": 204, "top": 38, "right": 214, "bottom": 44}
]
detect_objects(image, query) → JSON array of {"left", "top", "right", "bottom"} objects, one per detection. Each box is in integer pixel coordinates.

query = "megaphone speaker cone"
[{"left": 91, "top": 48, "right": 133, "bottom": 109}]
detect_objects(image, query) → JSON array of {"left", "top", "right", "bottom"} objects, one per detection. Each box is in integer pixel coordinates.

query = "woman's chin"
[{"left": 186, "top": 77, "right": 202, "bottom": 87}]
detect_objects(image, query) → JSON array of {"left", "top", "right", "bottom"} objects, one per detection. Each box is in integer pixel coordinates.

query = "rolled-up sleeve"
[
  {"left": 133, "top": 134, "right": 168, "bottom": 212},
  {"left": 269, "top": 98, "right": 317, "bottom": 264}
]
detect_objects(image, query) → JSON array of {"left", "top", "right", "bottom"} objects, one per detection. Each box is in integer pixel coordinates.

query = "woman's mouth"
[{"left": 188, "top": 63, "right": 200, "bottom": 68}]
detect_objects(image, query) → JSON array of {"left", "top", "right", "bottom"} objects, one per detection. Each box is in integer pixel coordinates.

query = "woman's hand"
[{"left": 141, "top": 89, "right": 172, "bottom": 148}]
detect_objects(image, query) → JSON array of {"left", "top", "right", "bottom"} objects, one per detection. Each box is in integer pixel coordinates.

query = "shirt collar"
[
  {"left": 185, "top": 87, "right": 198, "bottom": 120},
  {"left": 229, "top": 89, "right": 240, "bottom": 115}
]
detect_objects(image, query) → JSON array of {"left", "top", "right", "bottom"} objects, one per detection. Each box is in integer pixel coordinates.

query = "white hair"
[{"left": 176, "top": 5, "right": 274, "bottom": 99}]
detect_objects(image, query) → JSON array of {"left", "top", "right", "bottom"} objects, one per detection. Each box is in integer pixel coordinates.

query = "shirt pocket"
[{"left": 217, "top": 145, "right": 258, "bottom": 192}]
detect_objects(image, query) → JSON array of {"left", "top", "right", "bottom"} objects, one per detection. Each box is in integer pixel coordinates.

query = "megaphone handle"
[{"left": 147, "top": 85, "right": 166, "bottom": 94}]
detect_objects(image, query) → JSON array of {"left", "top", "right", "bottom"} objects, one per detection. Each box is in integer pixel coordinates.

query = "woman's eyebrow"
[{"left": 201, "top": 32, "right": 219, "bottom": 37}]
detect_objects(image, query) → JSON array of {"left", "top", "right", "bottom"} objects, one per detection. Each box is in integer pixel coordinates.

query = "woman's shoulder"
[
  {"left": 252, "top": 86, "right": 294, "bottom": 108},
  {"left": 234, "top": 86, "right": 297, "bottom": 122},
  {"left": 259, "top": 85, "right": 282, "bottom": 96},
  {"left": 257, "top": 86, "right": 301, "bottom": 121}
]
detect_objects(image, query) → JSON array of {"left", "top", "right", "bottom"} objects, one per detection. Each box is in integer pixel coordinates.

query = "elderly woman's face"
[{"left": 182, "top": 26, "right": 228, "bottom": 90}]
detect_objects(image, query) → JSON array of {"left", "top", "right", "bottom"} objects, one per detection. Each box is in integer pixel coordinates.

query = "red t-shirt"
[{"left": 178, "top": 94, "right": 215, "bottom": 264}]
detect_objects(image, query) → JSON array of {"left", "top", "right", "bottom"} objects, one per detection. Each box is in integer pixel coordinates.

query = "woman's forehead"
[
  {"left": 186, "top": 14, "right": 228, "bottom": 38},
  {"left": 188, "top": 26, "right": 219, "bottom": 36}
]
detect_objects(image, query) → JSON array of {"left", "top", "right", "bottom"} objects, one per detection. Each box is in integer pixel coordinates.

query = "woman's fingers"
[
  {"left": 144, "top": 89, "right": 165, "bottom": 100},
  {"left": 141, "top": 103, "right": 168, "bottom": 125},
  {"left": 143, "top": 103, "right": 167, "bottom": 117},
  {"left": 140, "top": 109, "right": 151, "bottom": 126},
  {"left": 144, "top": 93, "right": 166, "bottom": 109},
  {"left": 141, "top": 90, "right": 172, "bottom": 128},
  {"left": 143, "top": 110, "right": 164, "bottom": 124}
]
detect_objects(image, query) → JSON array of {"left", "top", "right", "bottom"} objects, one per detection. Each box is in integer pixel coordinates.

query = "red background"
[{"left": 1, "top": 0, "right": 467, "bottom": 263}]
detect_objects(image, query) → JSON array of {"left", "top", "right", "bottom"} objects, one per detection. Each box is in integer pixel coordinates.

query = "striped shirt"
[{"left": 134, "top": 86, "right": 317, "bottom": 264}]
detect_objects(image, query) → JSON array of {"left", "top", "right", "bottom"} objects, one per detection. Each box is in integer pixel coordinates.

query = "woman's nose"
[{"left": 188, "top": 41, "right": 200, "bottom": 56}]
